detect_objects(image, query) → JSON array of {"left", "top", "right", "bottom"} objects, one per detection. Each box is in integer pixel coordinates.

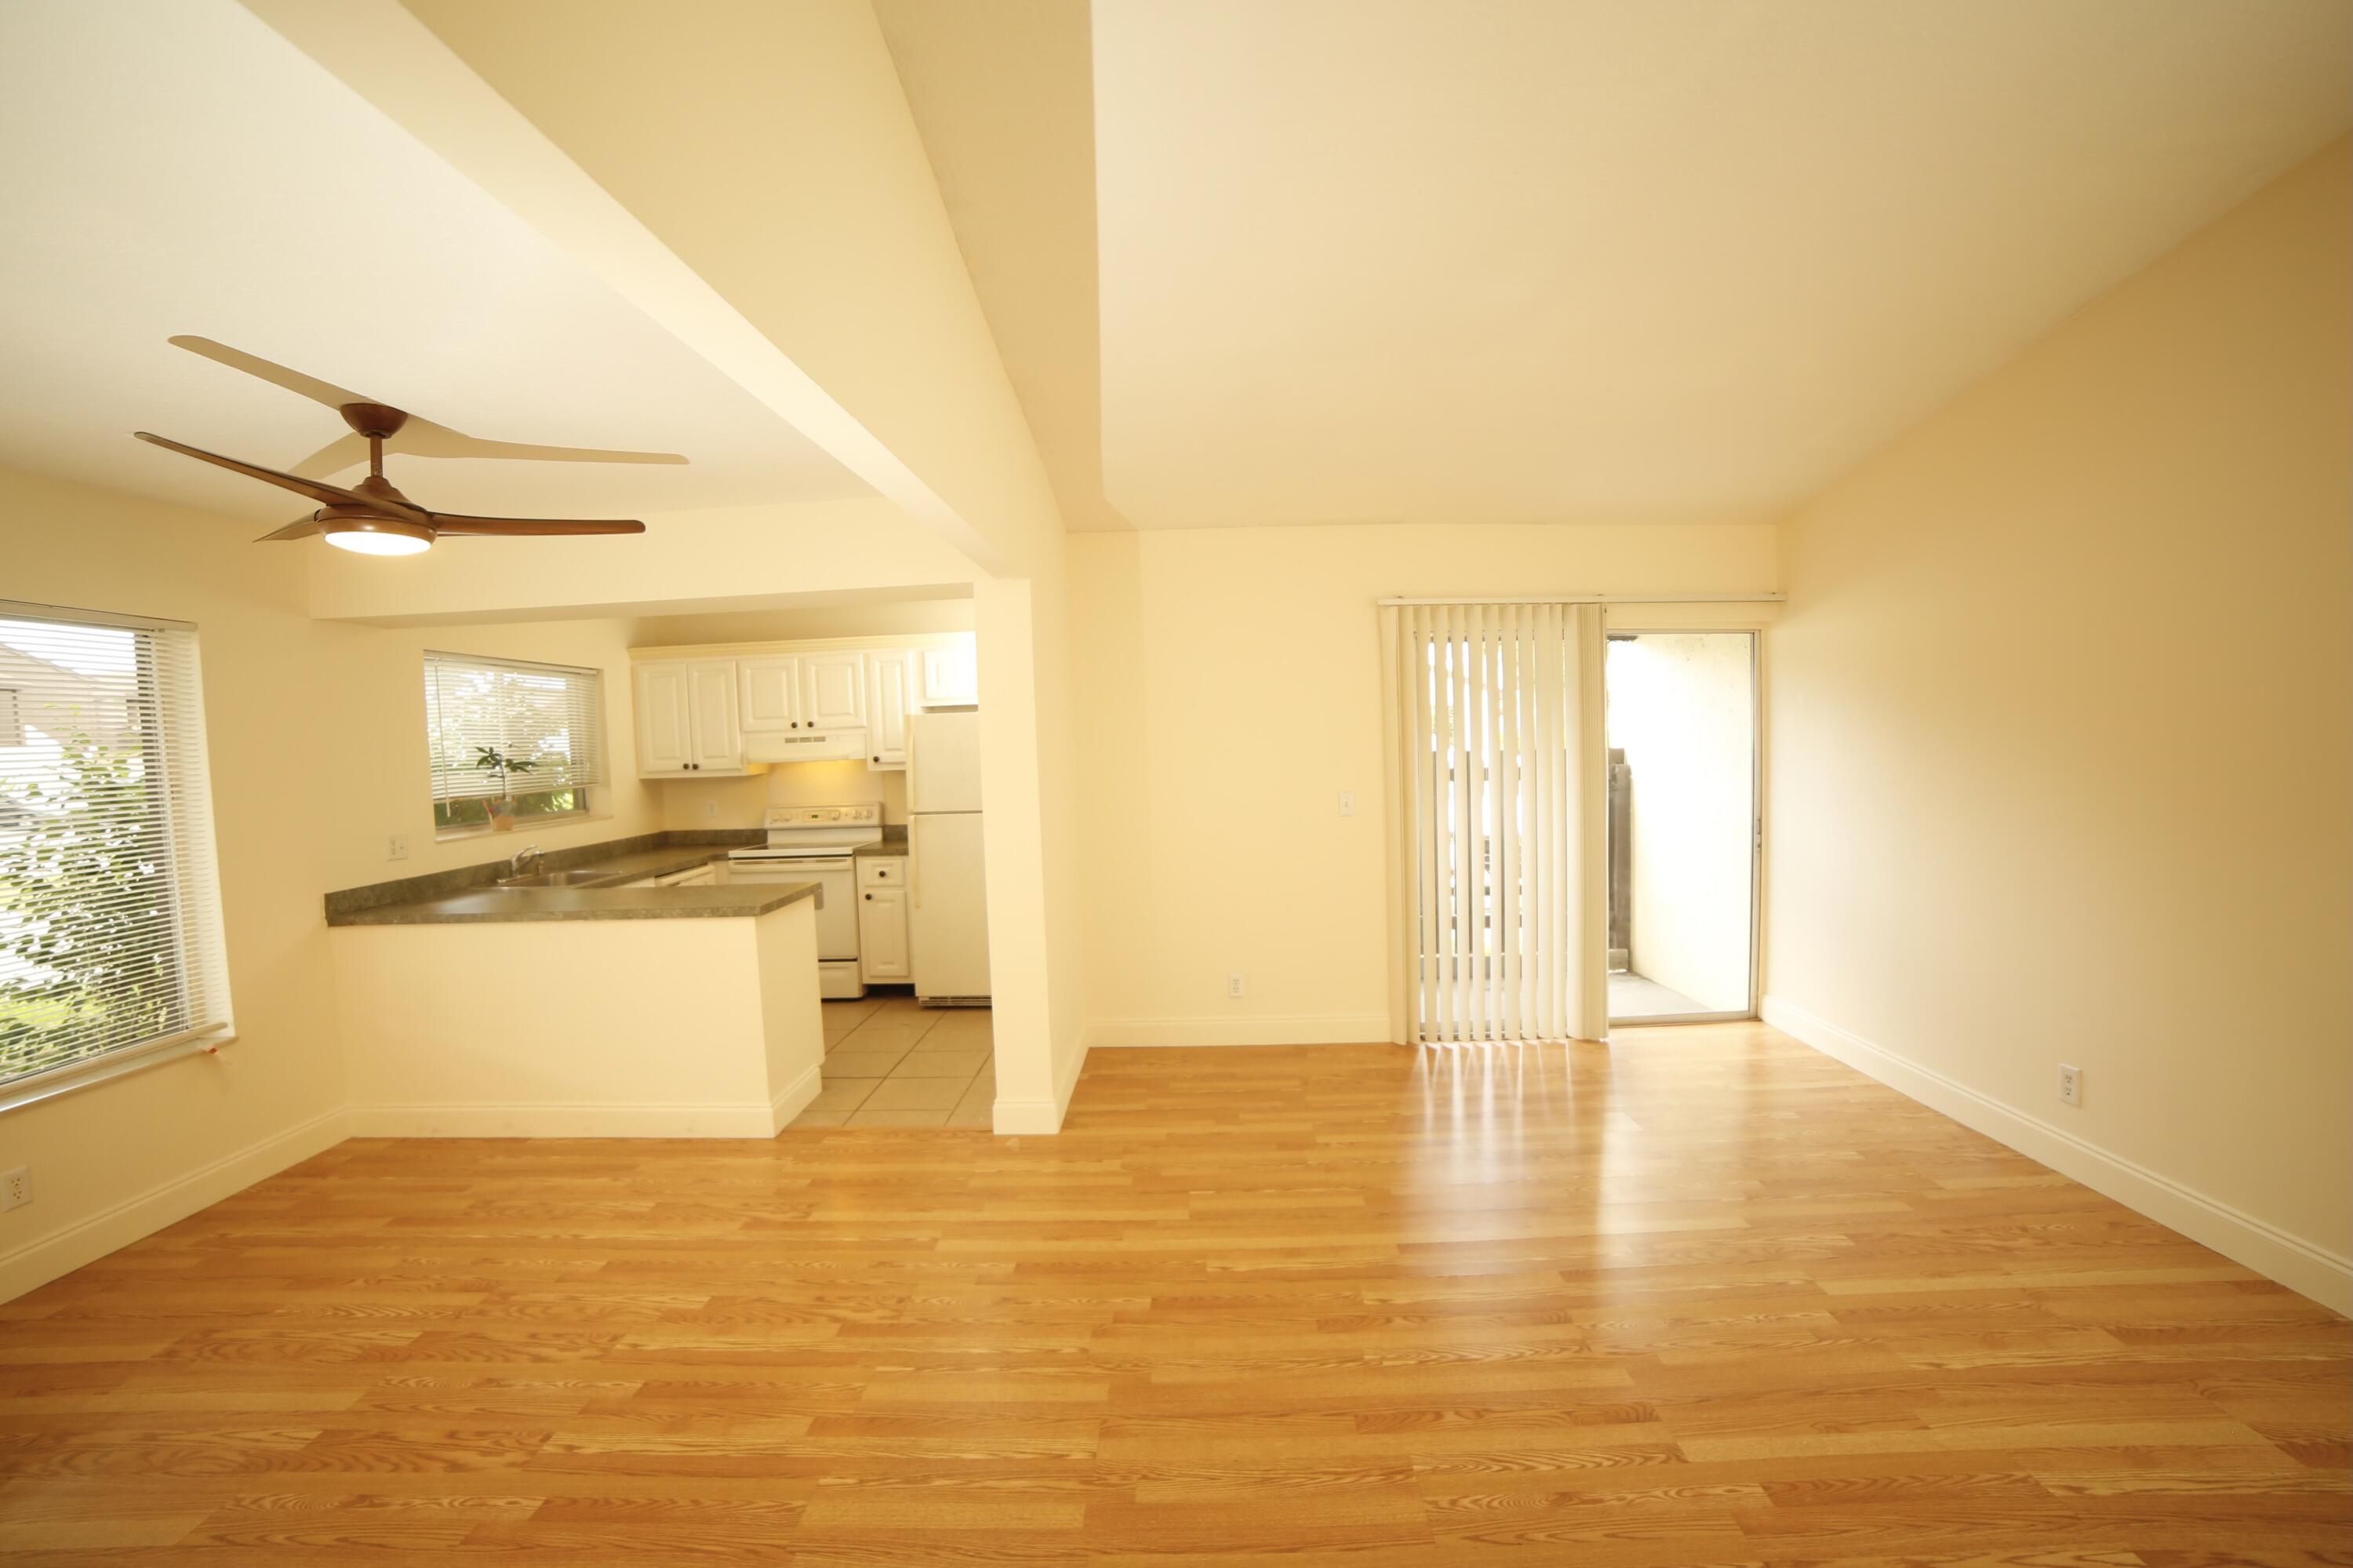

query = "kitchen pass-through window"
[{"left": 424, "top": 652, "right": 606, "bottom": 833}]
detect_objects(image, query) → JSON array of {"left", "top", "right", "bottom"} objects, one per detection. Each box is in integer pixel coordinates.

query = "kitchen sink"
[{"left": 492, "top": 868, "right": 616, "bottom": 889}]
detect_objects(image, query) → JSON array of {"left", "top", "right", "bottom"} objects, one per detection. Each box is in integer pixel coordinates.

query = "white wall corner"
[
  {"left": 0, "top": 1106, "right": 350, "bottom": 1304},
  {"left": 1761, "top": 995, "right": 2353, "bottom": 1317},
  {"left": 1084, "top": 1013, "right": 1395, "bottom": 1048},
  {"left": 768, "top": 1061, "right": 824, "bottom": 1134},
  {"left": 991, "top": 1039, "right": 1088, "bottom": 1137}
]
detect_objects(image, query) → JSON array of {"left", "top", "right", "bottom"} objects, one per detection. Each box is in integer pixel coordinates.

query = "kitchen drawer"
[{"left": 856, "top": 856, "right": 905, "bottom": 887}]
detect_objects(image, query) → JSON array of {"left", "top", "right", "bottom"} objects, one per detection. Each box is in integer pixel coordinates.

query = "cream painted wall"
[
  {"left": 0, "top": 464, "right": 349, "bottom": 1298},
  {"left": 1608, "top": 633, "right": 1755, "bottom": 1011},
  {"left": 1765, "top": 140, "right": 2351, "bottom": 1304},
  {"left": 1071, "top": 523, "right": 1777, "bottom": 1044},
  {"left": 631, "top": 597, "right": 973, "bottom": 648},
  {"left": 307, "top": 497, "right": 976, "bottom": 626}
]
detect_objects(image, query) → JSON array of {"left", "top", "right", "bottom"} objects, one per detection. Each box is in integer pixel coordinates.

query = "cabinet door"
[
  {"left": 918, "top": 640, "right": 979, "bottom": 707},
  {"left": 866, "top": 649, "right": 915, "bottom": 768},
  {"left": 738, "top": 656, "right": 802, "bottom": 734},
  {"left": 801, "top": 651, "right": 868, "bottom": 729},
  {"left": 633, "top": 663, "right": 694, "bottom": 776},
  {"left": 858, "top": 885, "right": 911, "bottom": 980},
  {"left": 686, "top": 660, "right": 744, "bottom": 772}
]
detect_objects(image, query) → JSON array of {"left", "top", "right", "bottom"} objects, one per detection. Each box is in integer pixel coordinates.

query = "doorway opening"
[{"left": 1605, "top": 631, "right": 1758, "bottom": 1024}]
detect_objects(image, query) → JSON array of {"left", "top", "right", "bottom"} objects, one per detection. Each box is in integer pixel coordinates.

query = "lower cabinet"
[{"left": 856, "top": 857, "right": 910, "bottom": 981}]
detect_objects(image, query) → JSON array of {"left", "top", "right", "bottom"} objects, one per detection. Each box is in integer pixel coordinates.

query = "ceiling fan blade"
[
  {"left": 133, "top": 431, "right": 428, "bottom": 521},
  {"left": 256, "top": 514, "right": 328, "bottom": 542},
  {"left": 427, "top": 513, "right": 647, "bottom": 537},
  {"left": 397, "top": 420, "right": 688, "bottom": 467},
  {"left": 289, "top": 432, "right": 370, "bottom": 479},
  {"left": 168, "top": 336, "right": 373, "bottom": 410}
]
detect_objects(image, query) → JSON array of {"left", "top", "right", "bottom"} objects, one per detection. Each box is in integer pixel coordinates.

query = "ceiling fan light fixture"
[{"left": 322, "top": 516, "right": 434, "bottom": 555}]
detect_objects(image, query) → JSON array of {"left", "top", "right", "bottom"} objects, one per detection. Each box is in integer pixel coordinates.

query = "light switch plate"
[{"left": 1338, "top": 791, "right": 1356, "bottom": 817}]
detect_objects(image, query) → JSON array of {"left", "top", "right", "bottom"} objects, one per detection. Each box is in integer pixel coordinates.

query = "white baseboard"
[
  {"left": 1761, "top": 995, "right": 2351, "bottom": 1316},
  {"left": 346, "top": 1100, "right": 787, "bottom": 1139},
  {"left": 768, "top": 1061, "right": 823, "bottom": 1134},
  {"left": 1085, "top": 1013, "right": 1393, "bottom": 1048},
  {"left": 0, "top": 1105, "right": 350, "bottom": 1304}
]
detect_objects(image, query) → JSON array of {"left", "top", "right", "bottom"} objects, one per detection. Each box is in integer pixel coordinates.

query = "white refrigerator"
[{"left": 907, "top": 709, "right": 991, "bottom": 1002}]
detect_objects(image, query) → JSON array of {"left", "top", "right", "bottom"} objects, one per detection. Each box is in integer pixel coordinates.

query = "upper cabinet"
[
  {"left": 801, "top": 651, "right": 869, "bottom": 729},
  {"left": 918, "top": 643, "right": 979, "bottom": 708},
  {"left": 632, "top": 635, "right": 973, "bottom": 779},
  {"left": 867, "top": 649, "right": 915, "bottom": 769},
  {"left": 636, "top": 658, "right": 751, "bottom": 776},
  {"left": 738, "top": 656, "right": 803, "bottom": 734}
]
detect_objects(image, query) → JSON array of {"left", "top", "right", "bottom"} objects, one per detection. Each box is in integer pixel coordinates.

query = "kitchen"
[{"left": 324, "top": 616, "right": 994, "bottom": 1134}]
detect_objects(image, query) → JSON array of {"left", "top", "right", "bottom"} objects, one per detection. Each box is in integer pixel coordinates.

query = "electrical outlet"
[
  {"left": 1227, "top": 972, "right": 1246, "bottom": 999},
  {"left": 702, "top": 799, "right": 718, "bottom": 821},
  {"left": 2, "top": 1167, "right": 29, "bottom": 1212},
  {"left": 2058, "top": 1064, "right": 2082, "bottom": 1108},
  {"left": 1338, "top": 791, "right": 1356, "bottom": 817},
  {"left": 386, "top": 832, "right": 409, "bottom": 862}
]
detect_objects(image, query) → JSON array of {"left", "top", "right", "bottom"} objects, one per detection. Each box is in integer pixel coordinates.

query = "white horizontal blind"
[
  {"left": 1387, "top": 602, "right": 1606, "bottom": 1044},
  {"left": 0, "top": 602, "right": 231, "bottom": 1093},
  {"left": 423, "top": 652, "right": 606, "bottom": 803}
]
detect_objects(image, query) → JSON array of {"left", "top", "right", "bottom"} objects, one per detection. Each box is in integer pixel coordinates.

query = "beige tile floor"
[{"left": 790, "top": 994, "right": 994, "bottom": 1128}]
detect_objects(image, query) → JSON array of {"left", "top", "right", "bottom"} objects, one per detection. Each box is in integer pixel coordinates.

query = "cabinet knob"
[{"left": 864, "top": 892, "right": 873, "bottom": 900}]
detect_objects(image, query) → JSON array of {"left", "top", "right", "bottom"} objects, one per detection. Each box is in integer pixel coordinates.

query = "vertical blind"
[
  {"left": 0, "top": 601, "right": 231, "bottom": 1094},
  {"left": 423, "top": 652, "right": 607, "bottom": 804},
  {"left": 1383, "top": 602, "right": 1608, "bottom": 1044}
]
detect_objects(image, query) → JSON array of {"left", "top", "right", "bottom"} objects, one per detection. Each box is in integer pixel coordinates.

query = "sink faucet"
[{"left": 507, "top": 844, "right": 543, "bottom": 879}]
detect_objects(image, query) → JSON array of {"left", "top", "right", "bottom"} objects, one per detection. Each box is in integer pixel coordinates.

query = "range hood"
[{"left": 744, "top": 728, "right": 869, "bottom": 764}]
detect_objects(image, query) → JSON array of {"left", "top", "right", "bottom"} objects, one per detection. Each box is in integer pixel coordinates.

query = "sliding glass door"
[{"left": 1603, "top": 631, "right": 1758, "bottom": 1023}]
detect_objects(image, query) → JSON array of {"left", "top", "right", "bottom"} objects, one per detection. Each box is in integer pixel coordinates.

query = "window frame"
[{"left": 0, "top": 598, "right": 234, "bottom": 1115}]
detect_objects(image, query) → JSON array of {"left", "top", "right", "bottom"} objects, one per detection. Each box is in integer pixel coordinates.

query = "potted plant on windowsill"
[{"left": 474, "top": 746, "right": 537, "bottom": 832}]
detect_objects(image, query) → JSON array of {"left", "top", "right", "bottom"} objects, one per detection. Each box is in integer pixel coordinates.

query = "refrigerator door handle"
[{"left": 909, "top": 824, "right": 921, "bottom": 909}]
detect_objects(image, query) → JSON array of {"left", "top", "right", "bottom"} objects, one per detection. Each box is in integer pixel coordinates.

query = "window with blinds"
[
  {"left": 423, "top": 652, "right": 606, "bottom": 831},
  {"left": 0, "top": 601, "right": 232, "bottom": 1101}
]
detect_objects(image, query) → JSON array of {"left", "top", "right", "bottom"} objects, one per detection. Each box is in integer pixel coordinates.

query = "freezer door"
[
  {"left": 907, "top": 710, "right": 984, "bottom": 815},
  {"left": 910, "top": 811, "right": 991, "bottom": 999}
]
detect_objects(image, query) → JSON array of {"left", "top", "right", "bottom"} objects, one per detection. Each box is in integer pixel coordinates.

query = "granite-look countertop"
[
  {"left": 325, "top": 831, "right": 821, "bottom": 926},
  {"left": 330, "top": 879, "right": 820, "bottom": 926},
  {"left": 852, "top": 834, "right": 908, "bottom": 859}
]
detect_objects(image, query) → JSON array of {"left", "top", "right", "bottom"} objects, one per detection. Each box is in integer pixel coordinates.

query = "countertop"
[
  {"left": 330, "top": 879, "right": 821, "bottom": 926},
  {"left": 853, "top": 838, "right": 908, "bottom": 859},
  {"left": 325, "top": 833, "right": 823, "bottom": 926}
]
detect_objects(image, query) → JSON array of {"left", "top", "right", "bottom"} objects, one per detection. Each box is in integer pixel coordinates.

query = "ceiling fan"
[{"left": 133, "top": 337, "right": 686, "bottom": 556}]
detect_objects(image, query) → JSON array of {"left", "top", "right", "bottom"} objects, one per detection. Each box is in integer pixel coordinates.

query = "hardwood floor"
[{"left": 1, "top": 1023, "right": 2345, "bottom": 1563}]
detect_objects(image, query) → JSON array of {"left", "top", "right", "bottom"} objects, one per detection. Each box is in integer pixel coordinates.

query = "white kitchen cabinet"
[
  {"left": 857, "top": 882, "right": 911, "bottom": 981},
  {"left": 633, "top": 663, "right": 694, "bottom": 774},
  {"left": 801, "top": 651, "right": 868, "bottom": 729},
  {"left": 656, "top": 864, "right": 717, "bottom": 888},
  {"left": 918, "top": 641, "right": 979, "bottom": 708},
  {"left": 738, "top": 656, "right": 803, "bottom": 734},
  {"left": 866, "top": 649, "right": 915, "bottom": 769},
  {"left": 635, "top": 659, "right": 752, "bottom": 777}
]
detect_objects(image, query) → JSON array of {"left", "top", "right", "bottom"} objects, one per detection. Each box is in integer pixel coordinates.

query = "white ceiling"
[
  {"left": 0, "top": 0, "right": 871, "bottom": 528},
  {"left": 1077, "top": 0, "right": 2351, "bottom": 529}
]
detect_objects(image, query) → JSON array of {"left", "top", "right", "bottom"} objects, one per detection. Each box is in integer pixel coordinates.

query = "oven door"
[{"left": 726, "top": 855, "right": 857, "bottom": 960}]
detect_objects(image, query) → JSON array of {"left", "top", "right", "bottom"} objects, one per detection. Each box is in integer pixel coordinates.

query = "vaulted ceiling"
[{"left": 882, "top": 0, "right": 2351, "bottom": 531}]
